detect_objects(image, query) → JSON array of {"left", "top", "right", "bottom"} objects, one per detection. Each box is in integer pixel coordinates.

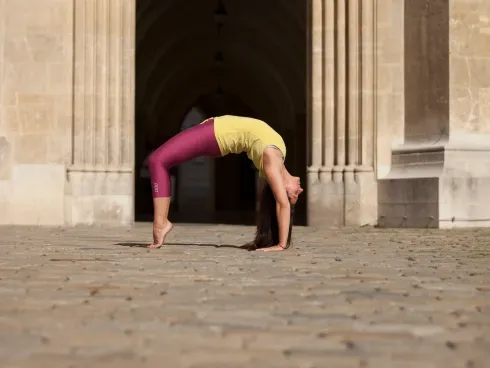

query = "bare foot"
[{"left": 148, "top": 221, "right": 173, "bottom": 249}]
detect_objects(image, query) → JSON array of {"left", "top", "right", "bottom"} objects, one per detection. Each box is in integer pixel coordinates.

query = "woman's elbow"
[{"left": 276, "top": 200, "right": 290, "bottom": 211}]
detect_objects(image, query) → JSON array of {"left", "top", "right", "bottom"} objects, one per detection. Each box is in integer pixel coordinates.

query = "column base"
[
  {"left": 307, "top": 166, "right": 377, "bottom": 227},
  {"left": 65, "top": 167, "right": 134, "bottom": 226},
  {"left": 378, "top": 141, "right": 490, "bottom": 228}
]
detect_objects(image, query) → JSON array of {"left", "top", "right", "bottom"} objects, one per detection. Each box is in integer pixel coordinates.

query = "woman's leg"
[{"left": 147, "top": 119, "right": 221, "bottom": 248}]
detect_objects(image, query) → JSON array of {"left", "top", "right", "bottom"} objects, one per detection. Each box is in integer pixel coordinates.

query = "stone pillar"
[
  {"left": 66, "top": 0, "right": 135, "bottom": 225},
  {"left": 378, "top": 0, "right": 490, "bottom": 228},
  {"left": 308, "top": 0, "right": 377, "bottom": 227}
]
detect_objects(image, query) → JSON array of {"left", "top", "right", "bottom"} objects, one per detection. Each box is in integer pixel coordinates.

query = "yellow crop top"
[{"left": 206, "top": 115, "right": 286, "bottom": 178}]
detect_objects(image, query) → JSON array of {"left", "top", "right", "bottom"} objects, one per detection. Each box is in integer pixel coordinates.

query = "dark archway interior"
[{"left": 134, "top": 0, "right": 308, "bottom": 225}]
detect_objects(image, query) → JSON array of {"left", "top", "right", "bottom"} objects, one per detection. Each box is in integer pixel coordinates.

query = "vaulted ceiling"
[{"left": 135, "top": 0, "right": 307, "bottom": 142}]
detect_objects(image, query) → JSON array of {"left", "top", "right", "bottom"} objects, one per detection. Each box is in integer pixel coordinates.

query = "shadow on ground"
[{"left": 115, "top": 242, "right": 254, "bottom": 251}]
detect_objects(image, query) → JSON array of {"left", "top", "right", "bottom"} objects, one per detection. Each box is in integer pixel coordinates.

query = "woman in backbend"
[{"left": 147, "top": 115, "right": 303, "bottom": 252}]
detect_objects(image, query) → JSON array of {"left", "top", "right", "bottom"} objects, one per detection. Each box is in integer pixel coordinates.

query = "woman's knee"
[{"left": 148, "top": 150, "right": 165, "bottom": 173}]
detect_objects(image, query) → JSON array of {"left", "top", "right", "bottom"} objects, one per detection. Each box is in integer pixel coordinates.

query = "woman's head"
[
  {"left": 262, "top": 147, "right": 303, "bottom": 206},
  {"left": 253, "top": 183, "right": 294, "bottom": 249},
  {"left": 252, "top": 172, "right": 303, "bottom": 250},
  {"left": 250, "top": 155, "right": 303, "bottom": 250},
  {"left": 283, "top": 172, "right": 303, "bottom": 205}
]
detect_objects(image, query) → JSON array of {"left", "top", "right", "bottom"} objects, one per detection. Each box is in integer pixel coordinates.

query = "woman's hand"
[{"left": 256, "top": 245, "right": 285, "bottom": 252}]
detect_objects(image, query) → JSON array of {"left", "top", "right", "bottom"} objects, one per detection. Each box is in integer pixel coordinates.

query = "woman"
[{"left": 147, "top": 115, "right": 303, "bottom": 252}]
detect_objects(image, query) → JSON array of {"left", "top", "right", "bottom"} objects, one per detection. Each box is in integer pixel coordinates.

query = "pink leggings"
[{"left": 148, "top": 119, "right": 222, "bottom": 198}]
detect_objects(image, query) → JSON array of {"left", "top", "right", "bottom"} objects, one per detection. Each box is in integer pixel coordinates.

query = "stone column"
[
  {"left": 378, "top": 0, "right": 490, "bottom": 228},
  {"left": 308, "top": 0, "right": 377, "bottom": 227},
  {"left": 66, "top": 0, "right": 135, "bottom": 225}
]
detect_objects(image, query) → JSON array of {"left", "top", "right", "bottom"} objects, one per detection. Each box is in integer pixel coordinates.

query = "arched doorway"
[{"left": 134, "top": 0, "right": 307, "bottom": 225}]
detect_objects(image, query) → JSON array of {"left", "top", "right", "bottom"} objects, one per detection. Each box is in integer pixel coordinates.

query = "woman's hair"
[{"left": 252, "top": 183, "right": 294, "bottom": 250}]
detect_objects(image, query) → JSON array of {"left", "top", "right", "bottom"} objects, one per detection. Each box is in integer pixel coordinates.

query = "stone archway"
[
  {"left": 133, "top": 0, "right": 308, "bottom": 224},
  {"left": 65, "top": 0, "right": 379, "bottom": 227}
]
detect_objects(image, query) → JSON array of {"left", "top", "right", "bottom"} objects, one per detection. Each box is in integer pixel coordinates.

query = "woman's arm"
[{"left": 261, "top": 150, "right": 290, "bottom": 251}]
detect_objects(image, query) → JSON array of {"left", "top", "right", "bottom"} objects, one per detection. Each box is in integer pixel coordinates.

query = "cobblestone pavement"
[{"left": 0, "top": 224, "right": 489, "bottom": 368}]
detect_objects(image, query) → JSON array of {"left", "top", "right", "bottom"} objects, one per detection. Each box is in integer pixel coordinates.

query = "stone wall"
[
  {"left": 450, "top": 0, "right": 490, "bottom": 138},
  {"left": 378, "top": 0, "right": 490, "bottom": 228},
  {"left": 0, "top": 0, "right": 135, "bottom": 226},
  {"left": 1, "top": 0, "right": 488, "bottom": 228},
  {"left": 442, "top": 0, "right": 490, "bottom": 227},
  {"left": 0, "top": 0, "right": 73, "bottom": 225}
]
